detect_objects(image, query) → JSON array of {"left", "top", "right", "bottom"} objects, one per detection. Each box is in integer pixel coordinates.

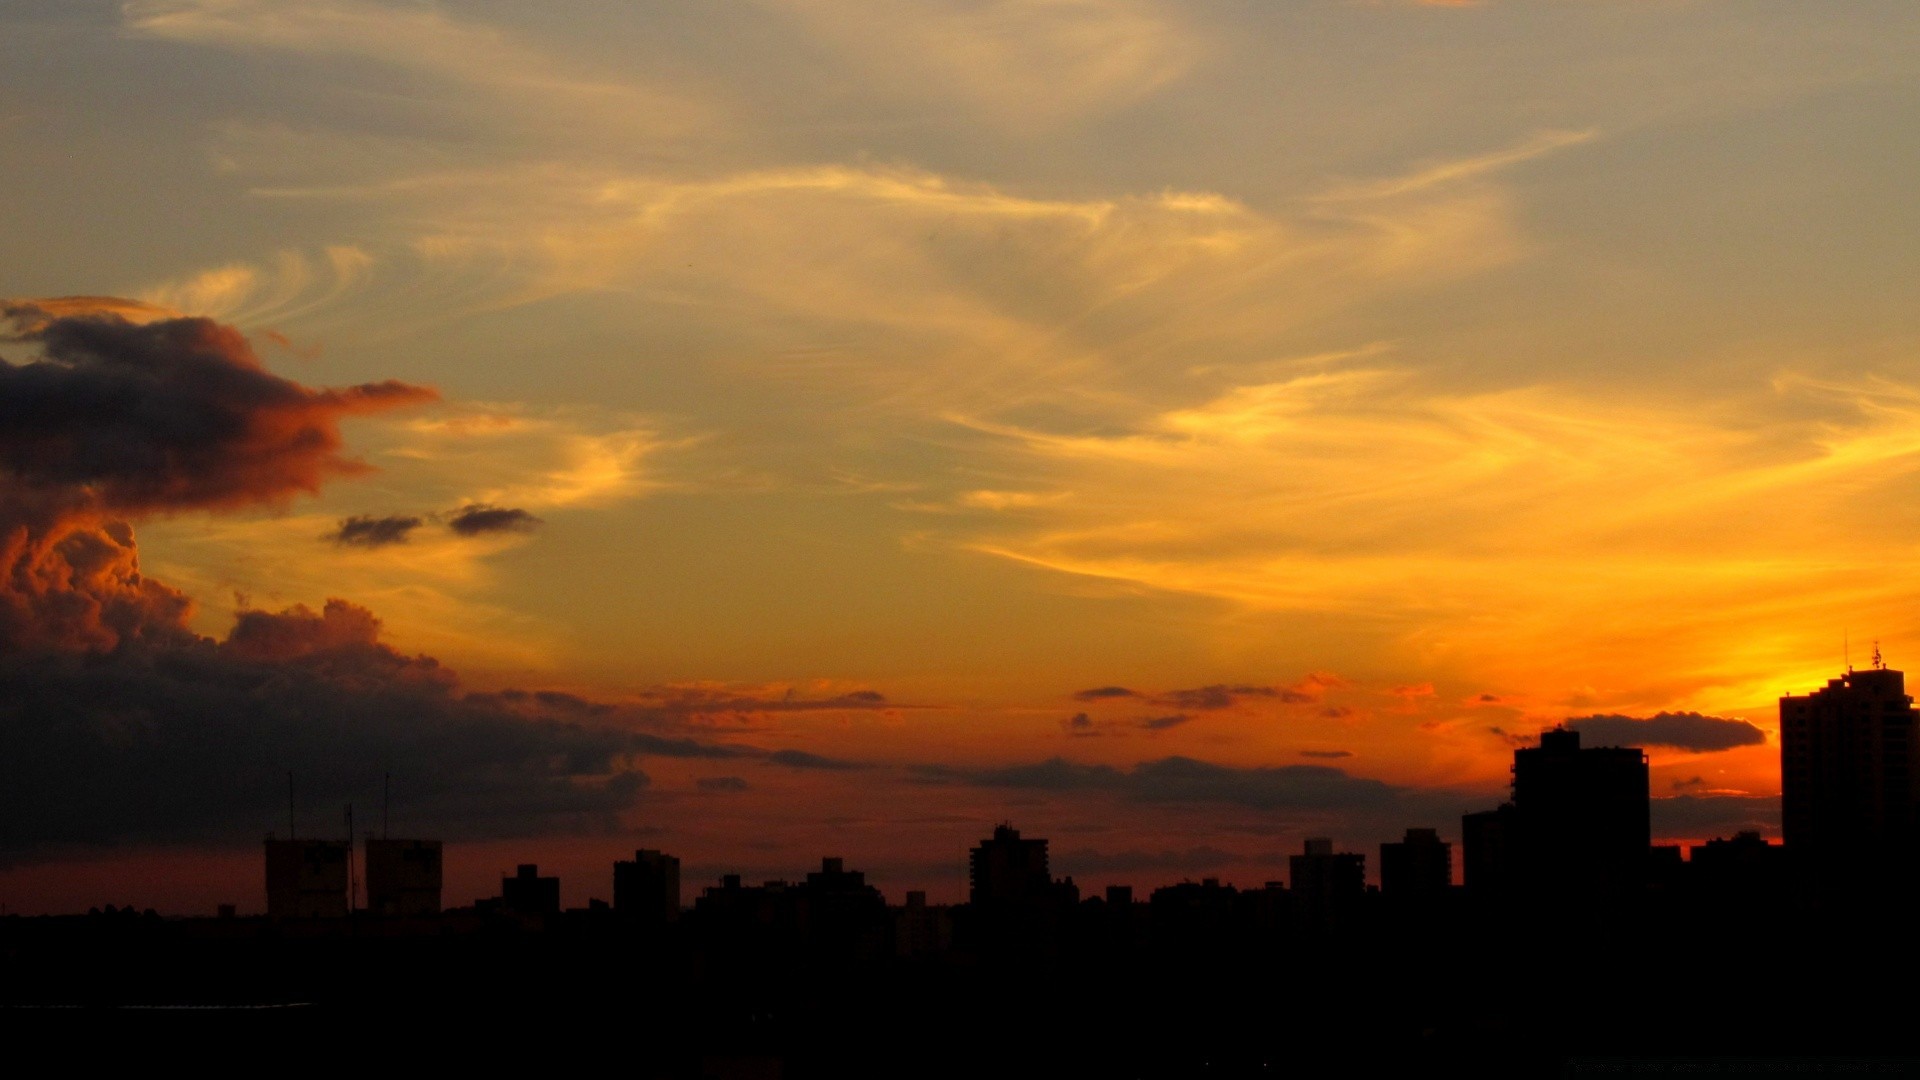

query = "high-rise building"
[
  {"left": 1781, "top": 661, "right": 1920, "bottom": 877},
  {"left": 264, "top": 838, "right": 350, "bottom": 918},
  {"left": 1380, "top": 827, "right": 1452, "bottom": 899},
  {"left": 613, "top": 848, "right": 680, "bottom": 923},
  {"left": 1289, "top": 838, "right": 1366, "bottom": 916},
  {"left": 1462, "top": 727, "right": 1649, "bottom": 898},
  {"left": 501, "top": 863, "right": 561, "bottom": 916},
  {"left": 968, "top": 824, "right": 1051, "bottom": 908},
  {"left": 365, "top": 838, "right": 442, "bottom": 916}
]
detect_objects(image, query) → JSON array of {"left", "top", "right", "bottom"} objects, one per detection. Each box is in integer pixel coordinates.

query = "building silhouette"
[
  {"left": 613, "top": 848, "right": 680, "bottom": 923},
  {"left": 264, "top": 838, "right": 350, "bottom": 918},
  {"left": 1464, "top": 727, "right": 1649, "bottom": 899},
  {"left": 1289, "top": 838, "right": 1365, "bottom": 925},
  {"left": 1781, "top": 660, "right": 1920, "bottom": 880},
  {"left": 1460, "top": 804, "right": 1515, "bottom": 896},
  {"left": 365, "top": 838, "right": 442, "bottom": 916},
  {"left": 1379, "top": 827, "right": 1451, "bottom": 900},
  {"left": 501, "top": 863, "right": 561, "bottom": 916},
  {"left": 969, "top": 824, "right": 1052, "bottom": 908}
]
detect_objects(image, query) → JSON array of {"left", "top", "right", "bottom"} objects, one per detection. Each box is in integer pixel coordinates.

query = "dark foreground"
[{"left": 5, "top": 893, "right": 1920, "bottom": 1078}]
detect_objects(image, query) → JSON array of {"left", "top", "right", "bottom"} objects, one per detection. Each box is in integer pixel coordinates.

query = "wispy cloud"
[
  {"left": 124, "top": 0, "right": 710, "bottom": 138},
  {"left": 1317, "top": 129, "right": 1597, "bottom": 202},
  {"left": 765, "top": 0, "right": 1200, "bottom": 130}
]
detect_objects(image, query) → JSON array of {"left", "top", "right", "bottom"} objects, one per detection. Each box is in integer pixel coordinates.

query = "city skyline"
[{"left": 6, "top": 2, "right": 1920, "bottom": 917}]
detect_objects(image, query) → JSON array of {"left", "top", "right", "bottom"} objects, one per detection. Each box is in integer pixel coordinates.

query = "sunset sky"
[{"left": 5, "top": 0, "right": 1919, "bottom": 913}]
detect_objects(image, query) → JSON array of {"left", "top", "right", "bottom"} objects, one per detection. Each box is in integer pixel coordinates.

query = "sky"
[{"left": 4, "top": 0, "right": 1918, "bottom": 914}]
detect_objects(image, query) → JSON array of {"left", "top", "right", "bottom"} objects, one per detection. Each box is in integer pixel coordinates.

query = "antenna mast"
[{"left": 346, "top": 804, "right": 357, "bottom": 914}]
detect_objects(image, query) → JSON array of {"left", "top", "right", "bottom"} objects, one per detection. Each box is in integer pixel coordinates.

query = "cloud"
[
  {"left": 0, "top": 598, "right": 661, "bottom": 856},
  {"left": 329, "top": 514, "right": 423, "bottom": 548},
  {"left": 914, "top": 754, "right": 1430, "bottom": 815},
  {"left": 123, "top": 0, "right": 707, "bottom": 143},
  {"left": 1317, "top": 129, "right": 1595, "bottom": 202},
  {"left": 1156, "top": 684, "right": 1307, "bottom": 709},
  {"left": 641, "top": 686, "right": 896, "bottom": 717},
  {"left": 1140, "top": 714, "right": 1192, "bottom": 731},
  {"left": 1566, "top": 712, "right": 1767, "bottom": 753},
  {"left": 1077, "top": 675, "right": 1341, "bottom": 710},
  {"left": 697, "top": 776, "right": 751, "bottom": 793},
  {"left": 1300, "top": 750, "right": 1353, "bottom": 759},
  {"left": 766, "top": 0, "right": 1199, "bottom": 130},
  {"left": 767, "top": 749, "right": 867, "bottom": 771},
  {"left": 446, "top": 504, "right": 543, "bottom": 537},
  {"left": 0, "top": 300, "right": 435, "bottom": 518},
  {"left": 1064, "top": 711, "right": 1096, "bottom": 735},
  {"left": 0, "top": 305, "right": 734, "bottom": 858},
  {"left": 0, "top": 301, "right": 435, "bottom": 653},
  {"left": 1651, "top": 794, "right": 1780, "bottom": 839}
]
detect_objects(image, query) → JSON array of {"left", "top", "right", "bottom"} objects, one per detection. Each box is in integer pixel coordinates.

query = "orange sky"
[{"left": 6, "top": 0, "right": 1919, "bottom": 912}]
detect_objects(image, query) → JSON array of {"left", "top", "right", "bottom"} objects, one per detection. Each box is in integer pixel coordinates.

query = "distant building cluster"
[{"left": 238, "top": 663, "right": 1915, "bottom": 946}]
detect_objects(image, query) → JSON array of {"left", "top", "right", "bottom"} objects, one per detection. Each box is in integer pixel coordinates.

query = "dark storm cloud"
[
  {"left": 1073, "top": 686, "right": 1141, "bottom": 702},
  {"left": 0, "top": 302, "right": 434, "bottom": 654},
  {"left": 0, "top": 302, "right": 738, "bottom": 859},
  {"left": 329, "top": 514, "right": 424, "bottom": 548},
  {"left": 0, "top": 302, "right": 435, "bottom": 516},
  {"left": 446, "top": 503, "right": 543, "bottom": 536},
  {"left": 0, "top": 600, "right": 661, "bottom": 857},
  {"left": 1566, "top": 712, "right": 1767, "bottom": 752},
  {"left": 1651, "top": 794, "right": 1780, "bottom": 837}
]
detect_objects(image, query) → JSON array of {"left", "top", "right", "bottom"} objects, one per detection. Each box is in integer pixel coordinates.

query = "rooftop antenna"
[
  {"left": 1846, "top": 629, "right": 1852, "bottom": 676},
  {"left": 346, "top": 804, "right": 357, "bottom": 914}
]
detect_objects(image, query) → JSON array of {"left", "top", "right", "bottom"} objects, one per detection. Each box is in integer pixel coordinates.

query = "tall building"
[
  {"left": 264, "top": 838, "right": 350, "bottom": 918},
  {"left": 1289, "top": 838, "right": 1366, "bottom": 914},
  {"left": 1380, "top": 827, "right": 1452, "bottom": 900},
  {"left": 501, "top": 863, "right": 561, "bottom": 916},
  {"left": 613, "top": 848, "right": 680, "bottom": 923},
  {"left": 1462, "top": 727, "right": 1649, "bottom": 898},
  {"left": 365, "top": 838, "right": 442, "bottom": 916},
  {"left": 968, "top": 824, "right": 1051, "bottom": 908},
  {"left": 1781, "top": 661, "right": 1920, "bottom": 877}
]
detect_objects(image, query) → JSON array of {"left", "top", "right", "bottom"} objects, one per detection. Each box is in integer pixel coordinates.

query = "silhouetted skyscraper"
[
  {"left": 1464, "top": 727, "right": 1649, "bottom": 899},
  {"left": 969, "top": 824, "right": 1051, "bottom": 908},
  {"left": 502, "top": 863, "right": 560, "bottom": 916},
  {"left": 613, "top": 848, "right": 680, "bottom": 923},
  {"left": 1513, "top": 727, "right": 1649, "bottom": 894},
  {"left": 1290, "top": 838, "right": 1365, "bottom": 908},
  {"left": 365, "top": 838, "right": 442, "bottom": 916},
  {"left": 1781, "top": 662, "right": 1920, "bottom": 879},
  {"left": 264, "top": 838, "right": 350, "bottom": 918},
  {"left": 1380, "top": 827, "right": 1451, "bottom": 899}
]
